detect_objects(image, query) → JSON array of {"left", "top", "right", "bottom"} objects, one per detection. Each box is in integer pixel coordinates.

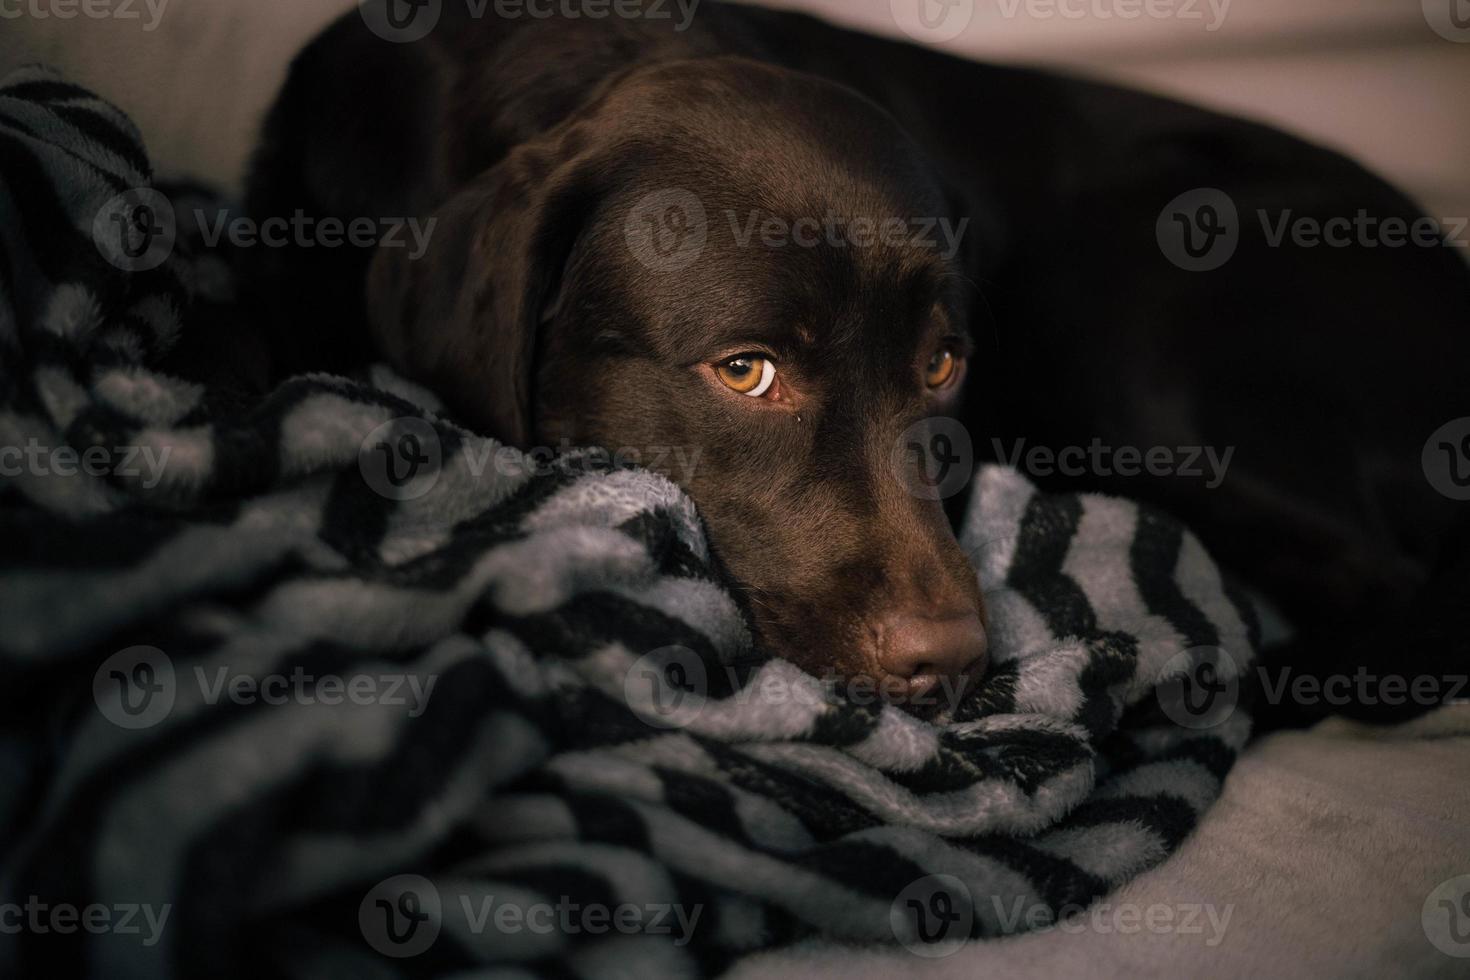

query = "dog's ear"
[{"left": 365, "top": 145, "right": 594, "bottom": 447}]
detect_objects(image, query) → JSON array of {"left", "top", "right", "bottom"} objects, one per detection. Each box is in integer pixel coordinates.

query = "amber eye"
[
  {"left": 716, "top": 355, "right": 776, "bottom": 397},
  {"left": 925, "top": 346, "right": 960, "bottom": 389}
]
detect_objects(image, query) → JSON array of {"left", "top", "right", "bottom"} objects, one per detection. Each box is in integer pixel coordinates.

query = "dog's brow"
[
  {"left": 700, "top": 324, "right": 806, "bottom": 358},
  {"left": 691, "top": 307, "right": 811, "bottom": 358}
]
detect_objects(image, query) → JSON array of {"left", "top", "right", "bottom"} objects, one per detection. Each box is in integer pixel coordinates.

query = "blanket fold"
[{"left": 0, "top": 66, "right": 1257, "bottom": 979}]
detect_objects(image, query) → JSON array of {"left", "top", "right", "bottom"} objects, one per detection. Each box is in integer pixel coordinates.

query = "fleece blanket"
[
  {"left": 730, "top": 706, "right": 1470, "bottom": 980},
  {"left": 0, "top": 67, "right": 1258, "bottom": 978}
]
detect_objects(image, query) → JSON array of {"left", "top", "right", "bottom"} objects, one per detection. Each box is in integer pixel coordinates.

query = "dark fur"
[{"left": 247, "top": 0, "right": 1470, "bottom": 722}]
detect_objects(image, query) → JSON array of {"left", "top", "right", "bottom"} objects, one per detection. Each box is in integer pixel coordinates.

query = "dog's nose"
[{"left": 874, "top": 611, "right": 988, "bottom": 712}]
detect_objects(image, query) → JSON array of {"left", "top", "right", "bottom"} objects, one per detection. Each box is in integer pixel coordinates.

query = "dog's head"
[{"left": 369, "top": 58, "right": 986, "bottom": 711}]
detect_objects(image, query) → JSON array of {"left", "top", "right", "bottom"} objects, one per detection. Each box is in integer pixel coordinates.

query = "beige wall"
[
  {"left": 1, "top": 0, "right": 1466, "bottom": 224},
  {"left": 744, "top": 0, "right": 1470, "bottom": 223}
]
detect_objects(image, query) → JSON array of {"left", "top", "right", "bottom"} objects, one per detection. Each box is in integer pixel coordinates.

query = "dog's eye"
[
  {"left": 716, "top": 356, "right": 776, "bottom": 397},
  {"left": 925, "top": 347, "right": 960, "bottom": 390}
]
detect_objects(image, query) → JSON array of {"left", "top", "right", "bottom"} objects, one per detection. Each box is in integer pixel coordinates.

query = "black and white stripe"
[{"left": 0, "top": 68, "right": 1258, "bottom": 979}]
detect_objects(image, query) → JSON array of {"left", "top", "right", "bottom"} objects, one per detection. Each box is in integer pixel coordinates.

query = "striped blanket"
[{"left": 0, "top": 67, "right": 1258, "bottom": 978}]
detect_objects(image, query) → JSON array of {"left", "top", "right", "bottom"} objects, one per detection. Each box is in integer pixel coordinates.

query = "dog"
[{"left": 246, "top": 0, "right": 1470, "bottom": 722}]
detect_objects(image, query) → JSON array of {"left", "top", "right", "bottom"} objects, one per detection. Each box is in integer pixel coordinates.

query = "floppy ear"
[{"left": 365, "top": 147, "right": 592, "bottom": 447}]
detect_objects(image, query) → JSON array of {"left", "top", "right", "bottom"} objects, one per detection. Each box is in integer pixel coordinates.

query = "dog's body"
[{"left": 248, "top": 1, "right": 1470, "bottom": 720}]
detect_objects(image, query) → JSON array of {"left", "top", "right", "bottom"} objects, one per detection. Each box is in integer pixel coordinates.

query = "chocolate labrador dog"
[{"left": 247, "top": 0, "right": 1470, "bottom": 721}]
